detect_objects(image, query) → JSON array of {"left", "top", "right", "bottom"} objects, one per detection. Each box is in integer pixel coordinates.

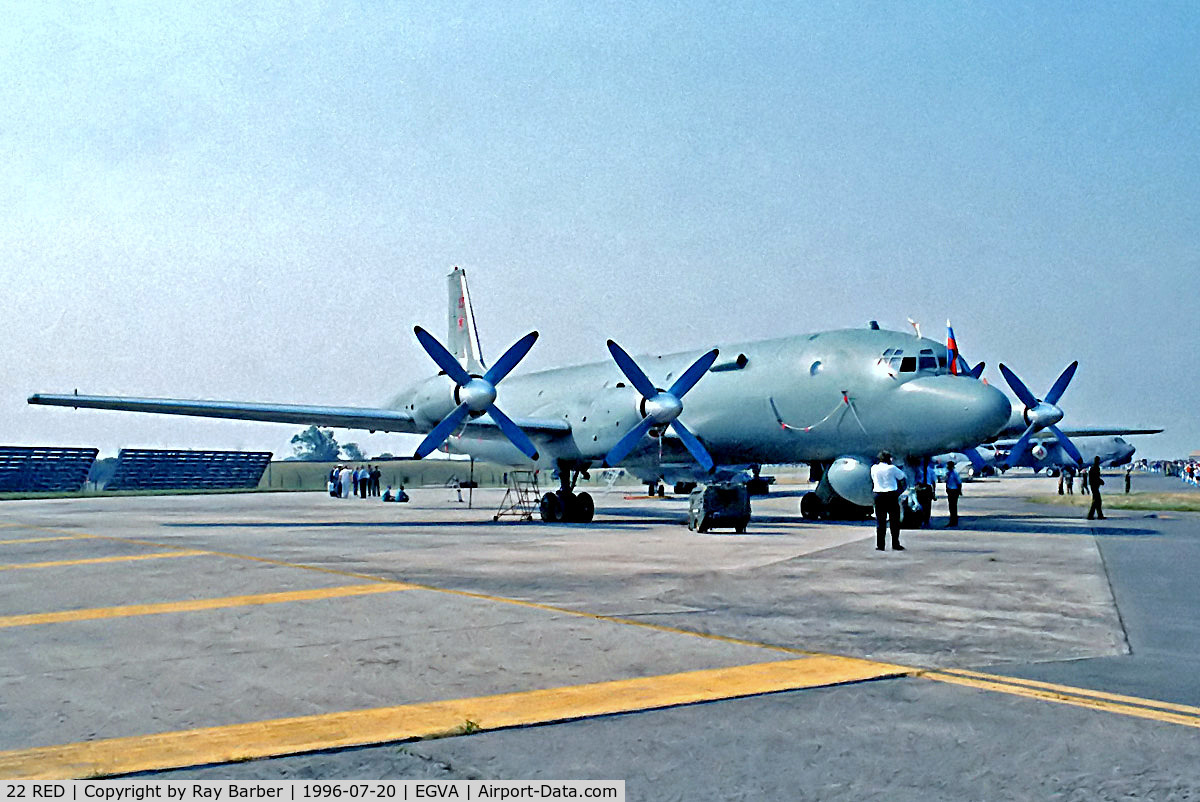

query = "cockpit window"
[
  {"left": 900, "top": 356, "right": 917, "bottom": 372},
  {"left": 918, "top": 348, "right": 937, "bottom": 371}
]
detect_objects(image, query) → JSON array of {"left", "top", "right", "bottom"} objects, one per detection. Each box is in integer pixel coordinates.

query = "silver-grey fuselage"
[{"left": 392, "top": 328, "right": 1012, "bottom": 473}]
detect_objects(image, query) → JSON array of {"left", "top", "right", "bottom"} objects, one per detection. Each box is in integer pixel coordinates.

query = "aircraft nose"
[{"left": 896, "top": 375, "right": 1011, "bottom": 452}]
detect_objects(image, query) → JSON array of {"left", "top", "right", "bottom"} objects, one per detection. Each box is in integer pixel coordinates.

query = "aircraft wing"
[
  {"left": 992, "top": 427, "right": 1161, "bottom": 449},
  {"left": 27, "top": 393, "right": 572, "bottom": 436},
  {"left": 1050, "top": 426, "right": 1162, "bottom": 438}
]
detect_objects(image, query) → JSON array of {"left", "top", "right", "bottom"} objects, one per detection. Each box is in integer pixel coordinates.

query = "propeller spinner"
[
  {"left": 602, "top": 341, "right": 719, "bottom": 472},
  {"left": 411, "top": 326, "right": 541, "bottom": 461},
  {"left": 997, "top": 361, "right": 1083, "bottom": 467}
]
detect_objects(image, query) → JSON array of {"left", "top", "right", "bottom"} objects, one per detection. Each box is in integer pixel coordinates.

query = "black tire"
[
  {"left": 539, "top": 492, "right": 561, "bottom": 523},
  {"left": 575, "top": 492, "right": 595, "bottom": 523},
  {"left": 800, "top": 492, "right": 823, "bottom": 521}
]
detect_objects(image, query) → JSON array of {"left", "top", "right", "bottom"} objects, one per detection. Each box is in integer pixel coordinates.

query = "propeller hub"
[
  {"left": 1024, "top": 401, "right": 1063, "bottom": 430},
  {"left": 641, "top": 393, "right": 683, "bottom": 425},
  {"left": 456, "top": 377, "right": 497, "bottom": 413}
]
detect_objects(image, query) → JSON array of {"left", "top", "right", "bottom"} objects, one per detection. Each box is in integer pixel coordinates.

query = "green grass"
[{"left": 1029, "top": 492, "right": 1200, "bottom": 513}]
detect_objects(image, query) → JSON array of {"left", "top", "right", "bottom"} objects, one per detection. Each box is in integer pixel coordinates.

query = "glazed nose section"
[{"left": 897, "top": 375, "right": 1011, "bottom": 448}]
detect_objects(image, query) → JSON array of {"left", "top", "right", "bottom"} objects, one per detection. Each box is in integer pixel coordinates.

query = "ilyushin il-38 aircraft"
[{"left": 31, "top": 268, "right": 1018, "bottom": 524}]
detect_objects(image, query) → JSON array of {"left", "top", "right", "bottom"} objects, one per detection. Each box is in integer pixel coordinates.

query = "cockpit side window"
[
  {"left": 918, "top": 348, "right": 937, "bottom": 371},
  {"left": 900, "top": 356, "right": 917, "bottom": 372}
]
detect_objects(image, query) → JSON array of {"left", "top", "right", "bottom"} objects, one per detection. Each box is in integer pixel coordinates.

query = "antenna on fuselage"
[{"left": 907, "top": 317, "right": 921, "bottom": 338}]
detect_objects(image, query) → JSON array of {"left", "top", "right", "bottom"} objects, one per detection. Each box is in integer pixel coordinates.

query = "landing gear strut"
[{"left": 539, "top": 463, "right": 595, "bottom": 523}]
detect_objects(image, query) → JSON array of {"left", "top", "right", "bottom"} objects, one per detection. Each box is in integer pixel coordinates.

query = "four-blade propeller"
[
  {"left": 997, "top": 361, "right": 1084, "bottom": 468},
  {"left": 411, "top": 326, "right": 541, "bottom": 461},
  {"left": 602, "top": 340, "right": 719, "bottom": 472}
]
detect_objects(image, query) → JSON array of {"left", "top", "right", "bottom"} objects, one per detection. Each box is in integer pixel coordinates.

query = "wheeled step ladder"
[{"left": 493, "top": 469, "right": 541, "bottom": 521}]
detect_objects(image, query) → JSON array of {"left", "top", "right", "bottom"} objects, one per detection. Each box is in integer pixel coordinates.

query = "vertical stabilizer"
[{"left": 447, "top": 267, "right": 486, "bottom": 372}]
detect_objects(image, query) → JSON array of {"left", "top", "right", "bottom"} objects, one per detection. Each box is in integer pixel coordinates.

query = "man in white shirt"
[{"left": 870, "top": 451, "right": 906, "bottom": 551}]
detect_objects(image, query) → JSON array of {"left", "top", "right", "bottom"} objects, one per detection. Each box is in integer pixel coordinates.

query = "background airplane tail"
[{"left": 447, "top": 267, "right": 486, "bottom": 373}]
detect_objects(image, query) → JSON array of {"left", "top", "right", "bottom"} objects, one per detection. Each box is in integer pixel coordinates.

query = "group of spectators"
[
  {"left": 328, "top": 465, "right": 383, "bottom": 498},
  {"left": 1144, "top": 458, "right": 1200, "bottom": 488}
]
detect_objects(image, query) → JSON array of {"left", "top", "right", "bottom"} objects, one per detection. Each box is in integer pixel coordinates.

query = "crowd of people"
[
  {"left": 327, "top": 465, "right": 383, "bottom": 498},
  {"left": 1143, "top": 458, "right": 1200, "bottom": 488}
]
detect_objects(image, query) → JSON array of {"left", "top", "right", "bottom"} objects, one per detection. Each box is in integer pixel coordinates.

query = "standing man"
[
  {"left": 1087, "top": 456, "right": 1106, "bottom": 520},
  {"left": 871, "top": 451, "right": 906, "bottom": 551},
  {"left": 1125, "top": 465, "right": 1132, "bottom": 494},
  {"left": 944, "top": 461, "right": 962, "bottom": 527}
]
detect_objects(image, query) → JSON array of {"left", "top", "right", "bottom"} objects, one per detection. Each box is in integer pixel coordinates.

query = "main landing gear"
[{"left": 539, "top": 464, "right": 595, "bottom": 523}]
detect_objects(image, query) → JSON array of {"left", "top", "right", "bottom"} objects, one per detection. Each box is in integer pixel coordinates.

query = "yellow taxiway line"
[
  {"left": 0, "top": 550, "right": 210, "bottom": 572},
  {"left": 919, "top": 668, "right": 1200, "bottom": 730},
  {"left": 0, "top": 655, "right": 908, "bottom": 780},
  {"left": 0, "top": 536, "right": 84, "bottom": 546},
  {"left": 0, "top": 582, "right": 416, "bottom": 629}
]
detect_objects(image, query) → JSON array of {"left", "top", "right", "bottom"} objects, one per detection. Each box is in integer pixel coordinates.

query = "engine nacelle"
[
  {"left": 826, "top": 456, "right": 875, "bottom": 508},
  {"left": 409, "top": 374, "right": 461, "bottom": 427},
  {"left": 1031, "top": 443, "right": 1048, "bottom": 461}
]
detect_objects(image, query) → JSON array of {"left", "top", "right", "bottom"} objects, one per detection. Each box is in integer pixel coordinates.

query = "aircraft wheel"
[
  {"left": 575, "top": 492, "right": 594, "bottom": 523},
  {"left": 800, "top": 492, "right": 823, "bottom": 521},
  {"left": 539, "top": 492, "right": 562, "bottom": 523}
]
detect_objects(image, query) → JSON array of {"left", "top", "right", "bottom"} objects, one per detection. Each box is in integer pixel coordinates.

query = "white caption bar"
[{"left": 1, "top": 782, "right": 624, "bottom": 802}]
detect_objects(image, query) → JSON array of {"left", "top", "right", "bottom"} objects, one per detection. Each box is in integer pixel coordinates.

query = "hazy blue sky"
[{"left": 3, "top": 1, "right": 1197, "bottom": 459}]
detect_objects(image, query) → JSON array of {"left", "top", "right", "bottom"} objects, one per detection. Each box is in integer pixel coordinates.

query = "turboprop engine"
[
  {"left": 410, "top": 374, "right": 461, "bottom": 427},
  {"left": 825, "top": 456, "right": 875, "bottom": 508}
]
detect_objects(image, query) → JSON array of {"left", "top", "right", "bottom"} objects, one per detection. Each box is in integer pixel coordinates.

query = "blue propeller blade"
[
  {"left": 483, "top": 331, "right": 539, "bottom": 386},
  {"left": 1044, "top": 361, "right": 1078, "bottom": 406},
  {"left": 486, "top": 404, "right": 540, "bottom": 460},
  {"left": 413, "top": 402, "right": 471, "bottom": 459},
  {"left": 1004, "top": 422, "right": 1039, "bottom": 467},
  {"left": 603, "top": 416, "right": 657, "bottom": 468},
  {"left": 963, "top": 447, "right": 987, "bottom": 471},
  {"left": 414, "top": 327, "right": 472, "bottom": 386},
  {"left": 1047, "top": 424, "right": 1084, "bottom": 466},
  {"left": 970, "top": 362, "right": 986, "bottom": 380},
  {"left": 607, "top": 340, "right": 658, "bottom": 399},
  {"left": 998, "top": 364, "right": 1038, "bottom": 408},
  {"left": 668, "top": 349, "right": 719, "bottom": 398},
  {"left": 669, "top": 420, "right": 714, "bottom": 473}
]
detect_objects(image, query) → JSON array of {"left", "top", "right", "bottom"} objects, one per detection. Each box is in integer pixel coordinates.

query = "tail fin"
[{"left": 447, "top": 267, "right": 486, "bottom": 373}]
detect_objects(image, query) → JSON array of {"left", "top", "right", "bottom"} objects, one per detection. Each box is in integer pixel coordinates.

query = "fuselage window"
[{"left": 900, "top": 356, "right": 917, "bottom": 372}]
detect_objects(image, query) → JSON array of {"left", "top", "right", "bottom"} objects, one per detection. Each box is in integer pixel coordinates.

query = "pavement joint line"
[
  {"left": 935, "top": 667, "right": 1200, "bottom": 717},
  {"left": 0, "top": 583, "right": 416, "bottom": 628},
  {"left": 0, "top": 656, "right": 912, "bottom": 780},
  {"left": 0, "top": 536, "right": 84, "bottom": 545},
  {"left": 917, "top": 670, "right": 1200, "bottom": 729},
  {"left": 0, "top": 550, "right": 210, "bottom": 571}
]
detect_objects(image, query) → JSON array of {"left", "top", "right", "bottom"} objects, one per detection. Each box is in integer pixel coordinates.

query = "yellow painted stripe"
[
  {"left": 921, "top": 670, "right": 1200, "bottom": 729},
  {"left": 0, "top": 536, "right": 83, "bottom": 545},
  {"left": 0, "top": 582, "right": 415, "bottom": 628},
  {"left": 936, "top": 667, "right": 1200, "bottom": 717},
  {"left": 0, "top": 550, "right": 209, "bottom": 571},
  {"left": 0, "top": 656, "right": 909, "bottom": 779}
]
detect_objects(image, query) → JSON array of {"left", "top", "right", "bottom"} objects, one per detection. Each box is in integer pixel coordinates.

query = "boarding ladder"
[{"left": 493, "top": 469, "right": 541, "bottom": 521}]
